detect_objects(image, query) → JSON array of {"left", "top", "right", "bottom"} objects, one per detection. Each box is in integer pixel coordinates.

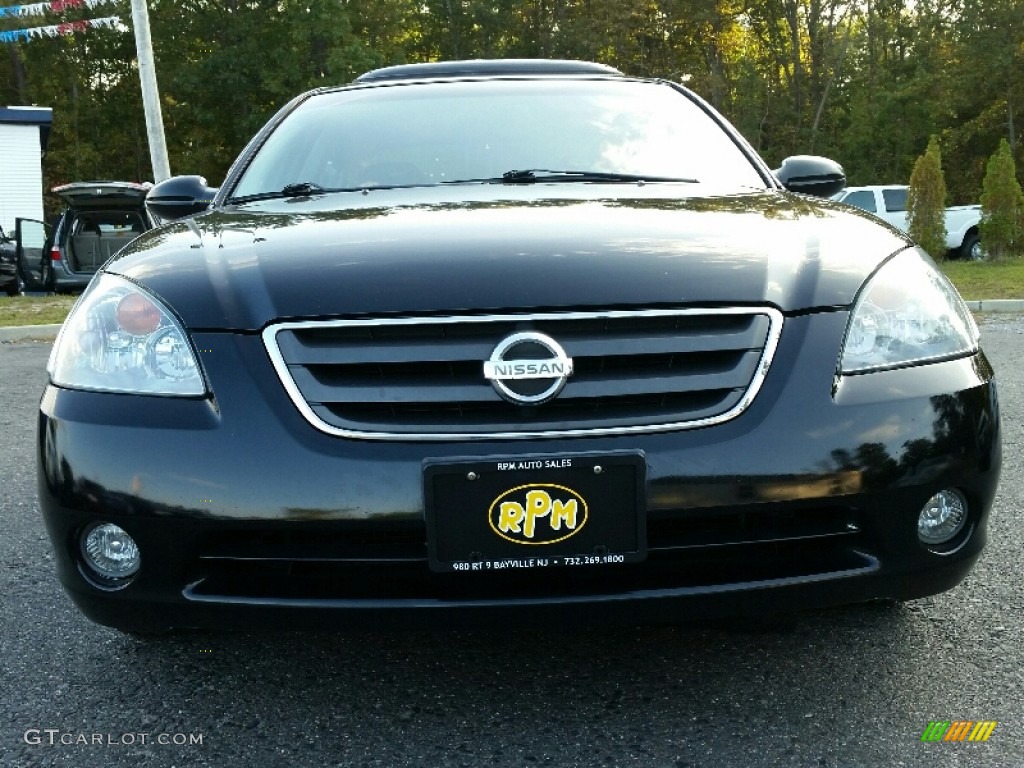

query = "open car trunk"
[
  {"left": 68, "top": 211, "right": 147, "bottom": 272},
  {"left": 52, "top": 182, "right": 152, "bottom": 274}
]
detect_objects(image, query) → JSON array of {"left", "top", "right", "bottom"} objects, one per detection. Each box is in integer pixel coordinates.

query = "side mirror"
[
  {"left": 774, "top": 156, "right": 846, "bottom": 198},
  {"left": 146, "top": 175, "right": 218, "bottom": 223}
]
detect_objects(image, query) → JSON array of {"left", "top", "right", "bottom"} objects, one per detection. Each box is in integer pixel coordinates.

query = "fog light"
[
  {"left": 917, "top": 490, "right": 967, "bottom": 545},
  {"left": 82, "top": 523, "right": 140, "bottom": 580}
]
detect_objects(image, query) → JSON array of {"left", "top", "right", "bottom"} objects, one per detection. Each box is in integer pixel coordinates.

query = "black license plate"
[{"left": 424, "top": 451, "right": 646, "bottom": 573}]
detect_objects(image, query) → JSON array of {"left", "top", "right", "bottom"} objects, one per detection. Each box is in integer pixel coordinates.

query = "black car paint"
[
  {"left": 108, "top": 187, "right": 908, "bottom": 329},
  {"left": 37, "top": 65, "right": 1000, "bottom": 632},
  {"left": 39, "top": 316, "right": 999, "bottom": 629}
]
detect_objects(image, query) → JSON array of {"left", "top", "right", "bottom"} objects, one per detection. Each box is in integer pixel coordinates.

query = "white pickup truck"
[{"left": 832, "top": 185, "right": 982, "bottom": 260}]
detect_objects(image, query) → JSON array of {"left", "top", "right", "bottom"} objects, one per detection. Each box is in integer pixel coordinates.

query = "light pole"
[{"left": 130, "top": 0, "right": 170, "bottom": 182}]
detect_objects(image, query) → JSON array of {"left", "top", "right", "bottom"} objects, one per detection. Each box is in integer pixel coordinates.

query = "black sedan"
[{"left": 38, "top": 60, "right": 1000, "bottom": 633}]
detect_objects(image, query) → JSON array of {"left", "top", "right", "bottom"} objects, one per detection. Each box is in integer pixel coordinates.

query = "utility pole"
[{"left": 130, "top": 0, "right": 171, "bottom": 182}]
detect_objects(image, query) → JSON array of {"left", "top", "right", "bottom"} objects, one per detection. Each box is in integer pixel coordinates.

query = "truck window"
[
  {"left": 882, "top": 188, "right": 907, "bottom": 212},
  {"left": 841, "top": 190, "right": 876, "bottom": 212}
]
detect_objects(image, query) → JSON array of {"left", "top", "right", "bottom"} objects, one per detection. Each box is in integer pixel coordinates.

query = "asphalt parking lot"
[{"left": 1, "top": 318, "right": 1022, "bottom": 768}]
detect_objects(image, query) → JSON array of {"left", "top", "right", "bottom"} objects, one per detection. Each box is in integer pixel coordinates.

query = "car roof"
[{"left": 354, "top": 59, "right": 624, "bottom": 84}]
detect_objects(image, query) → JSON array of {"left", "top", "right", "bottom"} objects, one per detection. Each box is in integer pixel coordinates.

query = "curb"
[
  {"left": 1, "top": 301, "right": 1022, "bottom": 344},
  {"left": 964, "top": 299, "right": 1024, "bottom": 313},
  {"left": 0, "top": 324, "right": 61, "bottom": 342}
]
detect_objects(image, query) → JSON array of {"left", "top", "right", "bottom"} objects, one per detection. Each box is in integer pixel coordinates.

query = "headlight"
[
  {"left": 48, "top": 273, "right": 206, "bottom": 395},
  {"left": 840, "top": 249, "right": 978, "bottom": 374}
]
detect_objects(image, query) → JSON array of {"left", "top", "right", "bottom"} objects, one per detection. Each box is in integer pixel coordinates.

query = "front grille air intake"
[{"left": 263, "top": 308, "right": 782, "bottom": 441}]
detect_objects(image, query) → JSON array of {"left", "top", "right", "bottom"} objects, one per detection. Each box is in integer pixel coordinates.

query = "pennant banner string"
[
  {"left": 0, "top": 1, "right": 111, "bottom": 20},
  {"left": 0, "top": 14, "right": 120, "bottom": 43}
]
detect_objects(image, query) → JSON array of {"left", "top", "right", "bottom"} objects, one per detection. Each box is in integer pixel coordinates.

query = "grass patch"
[
  {"left": 0, "top": 294, "right": 78, "bottom": 327},
  {"left": 939, "top": 260, "right": 1024, "bottom": 301},
  {"left": 0, "top": 261, "right": 1021, "bottom": 328}
]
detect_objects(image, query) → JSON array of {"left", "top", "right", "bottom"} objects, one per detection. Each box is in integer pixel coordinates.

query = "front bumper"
[{"left": 38, "top": 313, "right": 1001, "bottom": 632}]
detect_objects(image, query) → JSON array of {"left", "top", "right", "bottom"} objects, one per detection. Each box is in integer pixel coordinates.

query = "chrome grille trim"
[{"left": 262, "top": 307, "right": 784, "bottom": 441}]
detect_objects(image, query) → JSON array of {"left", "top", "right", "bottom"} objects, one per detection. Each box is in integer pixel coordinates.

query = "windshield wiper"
[
  {"left": 440, "top": 170, "right": 697, "bottom": 185},
  {"left": 233, "top": 172, "right": 699, "bottom": 202},
  {"left": 228, "top": 181, "right": 329, "bottom": 204},
  {"left": 500, "top": 169, "right": 699, "bottom": 184},
  {"left": 280, "top": 181, "right": 327, "bottom": 197}
]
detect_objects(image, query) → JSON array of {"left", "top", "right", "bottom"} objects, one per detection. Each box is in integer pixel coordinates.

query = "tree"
[
  {"left": 943, "top": 0, "right": 1024, "bottom": 202},
  {"left": 0, "top": 0, "right": 1020, "bottom": 212},
  {"left": 979, "top": 138, "right": 1024, "bottom": 260},
  {"left": 907, "top": 136, "right": 948, "bottom": 259}
]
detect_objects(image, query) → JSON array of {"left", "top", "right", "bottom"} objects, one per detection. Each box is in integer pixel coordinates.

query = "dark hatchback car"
[
  {"left": 0, "top": 224, "right": 20, "bottom": 296},
  {"left": 39, "top": 60, "right": 1000, "bottom": 633},
  {"left": 18, "top": 181, "right": 152, "bottom": 294}
]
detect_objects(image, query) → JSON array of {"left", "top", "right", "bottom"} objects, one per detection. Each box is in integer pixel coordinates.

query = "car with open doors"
[
  {"left": 17, "top": 181, "right": 152, "bottom": 294},
  {"left": 38, "top": 59, "right": 1000, "bottom": 633},
  {"left": 0, "top": 224, "right": 20, "bottom": 296}
]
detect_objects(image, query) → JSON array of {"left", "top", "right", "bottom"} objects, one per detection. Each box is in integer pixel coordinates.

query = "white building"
[{"left": 0, "top": 106, "right": 52, "bottom": 234}]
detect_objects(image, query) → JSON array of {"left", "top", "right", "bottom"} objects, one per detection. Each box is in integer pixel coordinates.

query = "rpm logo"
[{"left": 489, "top": 484, "right": 588, "bottom": 545}]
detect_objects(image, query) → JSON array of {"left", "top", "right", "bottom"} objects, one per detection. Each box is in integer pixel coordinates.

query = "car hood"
[{"left": 108, "top": 186, "right": 910, "bottom": 331}]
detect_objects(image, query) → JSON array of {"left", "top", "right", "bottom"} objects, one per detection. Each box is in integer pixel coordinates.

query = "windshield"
[{"left": 231, "top": 79, "right": 767, "bottom": 199}]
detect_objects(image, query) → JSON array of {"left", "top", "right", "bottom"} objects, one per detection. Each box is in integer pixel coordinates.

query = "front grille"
[{"left": 263, "top": 308, "right": 782, "bottom": 440}]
